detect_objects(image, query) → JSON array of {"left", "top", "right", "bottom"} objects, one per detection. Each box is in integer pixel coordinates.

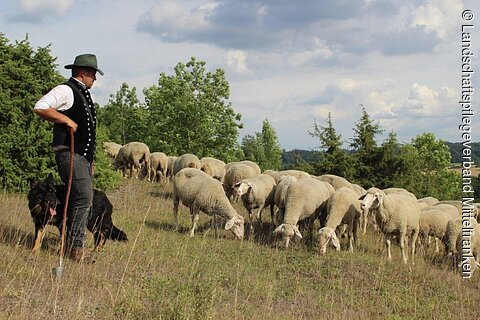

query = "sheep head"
[
  {"left": 225, "top": 215, "right": 245, "bottom": 240},
  {"left": 360, "top": 189, "right": 383, "bottom": 212},
  {"left": 318, "top": 227, "right": 340, "bottom": 254},
  {"left": 233, "top": 181, "right": 253, "bottom": 199},
  {"left": 272, "top": 223, "right": 302, "bottom": 248}
]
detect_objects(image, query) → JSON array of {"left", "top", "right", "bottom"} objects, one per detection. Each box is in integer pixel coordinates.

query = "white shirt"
[{"left": 34, "top": 78, "right": 87, "bottom": 111}]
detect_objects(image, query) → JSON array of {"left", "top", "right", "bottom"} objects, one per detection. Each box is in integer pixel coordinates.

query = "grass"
[{"left": 1, "top": 179, "right": 479, "bottom": 319}]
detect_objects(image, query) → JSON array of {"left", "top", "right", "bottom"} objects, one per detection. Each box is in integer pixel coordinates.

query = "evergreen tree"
[
  {"left": 309, "top": 113, "right": 356, "bottom": 180},
  {"left": 350, "top": 106, "right": 383, "bottom": 186},
  {"left": 259, "top": 119, "right": 283, "bottom": 170}
]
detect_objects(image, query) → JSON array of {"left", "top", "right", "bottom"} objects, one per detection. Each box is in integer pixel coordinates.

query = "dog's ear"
[{"left": 46, "top": 173, "right": 54, "bottom": 185}]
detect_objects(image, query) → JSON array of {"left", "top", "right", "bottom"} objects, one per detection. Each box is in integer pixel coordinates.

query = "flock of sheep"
[{"left": 103, "top": 141, "right": 480, "bottom": 273}]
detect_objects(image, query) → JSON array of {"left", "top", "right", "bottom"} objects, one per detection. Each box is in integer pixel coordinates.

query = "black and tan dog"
[{"left": 28, "top": 173, "right": 128, "bottom": 253}]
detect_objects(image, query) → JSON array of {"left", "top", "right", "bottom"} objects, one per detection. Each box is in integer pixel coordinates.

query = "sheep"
[
  {"left": 274, "top": 170, "right": 310, "bottom": 183},
  {"left": 316, "top": 174, "right": 354, "bottom": 192},
  {"left": 360, "top": 187, "right": 421, "bottom": 264},
  {"left": 318, "top": 187, "right": 362, "bottom": 254},
  {"left": 232, "top": 174, "right": 277, "bottom": 234},
  {"left": 200, "top": 157, "right": 226, "bottom": 182},
  {"left": 172, "top": 153, "right": 201, "bottom": 176},
  {"left": 166, "top": 156, "right": 177, "bottom": 180},
  {"left": 417, "top": 208, "right": 451, "bottom": 253},
  {"left": 351, "top": 183, "right": 366, "bottom": 197},
  {"left": 149, "top": 152, "right": 169, "bottom": 183},
  {"left": 225, "top": 160, "right": 261, "bottom": 176},
  {"left": 223, "top": 163, "right": 257, "bottom": 201},
  {"left": 114, "top": 142, "right": 150, "bottom": 179},
  {"left": 273, "top": 178, "right": 334, "bottom": 248},
  {"left": 172, "top": 168, "right": 245, "bottom": 240},
  {"left": 103, "top": 141, "right": 122, "bottom": 159},
  {"left": 417, "top": 196, "right": 439, "bottom": 210},
  {"left": 443, "top": 217, "right": 479, "bottom": 257},
  {"left": 430, "top": 203, "right": 459, "bottom": 220},
  {"left": 273, "top": 175, "right": 298, "bottom": 225},
  {"left": 437, "top": 200, "right": 479, "bottom": 219},
  {"left": 455, "top": 219, "right": 480, "bottom": 273}
]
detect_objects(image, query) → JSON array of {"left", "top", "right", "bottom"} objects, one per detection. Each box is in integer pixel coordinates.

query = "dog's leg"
[{"left": 32, "top": 225, "right": 44, "bottom": 254}]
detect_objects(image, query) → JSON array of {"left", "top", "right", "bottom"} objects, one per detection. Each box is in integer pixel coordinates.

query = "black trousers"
[{"left": 55, "top": 151, "right": 93, "bottom": 249}]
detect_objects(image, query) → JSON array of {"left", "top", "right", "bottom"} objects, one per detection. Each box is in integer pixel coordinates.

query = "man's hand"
[{"left": 34, "top": 108, "right": 78, "bottom": 132}]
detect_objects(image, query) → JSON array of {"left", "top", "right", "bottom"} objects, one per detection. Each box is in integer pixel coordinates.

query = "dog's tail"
[{"left": 109, "top": 225, "right": 128, "bottom": 242}]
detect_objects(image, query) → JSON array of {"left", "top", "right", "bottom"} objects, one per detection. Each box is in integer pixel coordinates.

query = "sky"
[{"left": 1, "top": 0, "right": 479, "bottom": 150}]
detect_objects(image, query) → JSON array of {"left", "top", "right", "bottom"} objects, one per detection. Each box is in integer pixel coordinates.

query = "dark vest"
[{"left": 52, "top": 78, "right": 97, "bottom": 163}]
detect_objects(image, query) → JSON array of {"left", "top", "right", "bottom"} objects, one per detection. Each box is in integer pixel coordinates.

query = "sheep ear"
[
  {"left": 273, "top": 224, "right": 285, "bottom": 234},
  {"left": 330, "top": 231, "right": 340, "bottom": 251},
  {"left": 293, "top": 225, "right": 303, "bottom": 239},
  {"left": 358, "top": 194, "right": 366, "bottom": 200},
  {"left": 225, "top": 217, "right": 237, "bottom": 230}
]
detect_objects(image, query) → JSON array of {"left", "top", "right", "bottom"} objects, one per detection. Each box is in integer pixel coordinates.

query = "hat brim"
[{"left": 65, "top": 64, "right": 104, "bottom": 76}]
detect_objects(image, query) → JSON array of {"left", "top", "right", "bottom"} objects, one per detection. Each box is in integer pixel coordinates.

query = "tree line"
[{"left": 0, "top": 34, "right": 469, "bottom": 201}]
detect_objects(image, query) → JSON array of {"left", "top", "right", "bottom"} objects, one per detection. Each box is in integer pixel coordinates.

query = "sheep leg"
[
  {"left": 385, "top": 238, "right": 392, "bottom": 261},
  {"left": 189, "top": 206, "right": 200, "bottom": 238},
  {"left": 362, "top": 209, "right": 369, "bottom": 235},
  {"left": 173, "top": 197, "right": 180, "bottom": 231},
  {"left": 399, "top": 232, "right": 408, "bottom": 264},
  {"left": 247, "top": 209, "right": 254, "bottom": 238},
  {"left": 213, "top": 214, "right": 219, "bottom": 238},
  {"left": 348, "top": 221, "right": 357, "bottom": 253},
  {"left": 270, "top": 203, "right": 275, "bottom": 225},
  {"left": 410, "top": 228, "right": 419, "bottom": 264},
  {"left": 434, "top": 238, "right": 440, "bottom": 253}
]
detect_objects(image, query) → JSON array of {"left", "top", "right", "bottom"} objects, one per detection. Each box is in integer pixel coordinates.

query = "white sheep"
[
  {"left": 316, "top": 174, "right": 354, "bottom": 192},
  {"left": 417, "top": 196, "right": 439, "bottom": 210},
  {"left": 318, "top": 187, "right": 362, "bottom": 254},
  {"left": 223, "top": 163, "right": 257, "bottom": 201},
  {"left": 172, "top": 153, "right": 201, "bottom": 176},
  {"left": 166, "top": 156, "right": 177, "bottom": 180},
  {"left": 443, "top": 217, "right": 479, "bottom": 257},
  {"left": 103, "top": 141, "right": 122, "bottom": 159},
  {"left": 273, "top": 175, "right": 298, "bottom": 225},
  {"left": 418, "top": 208, "right": 451, "bottom": 253},
  {"left": 200, "top": 157, "right": 226, "bottom": 182},
  {"left": 360, "top": 187, "right": 421, "bottom": 264},
  {"left": 172, "top": 168, "right": 245, "bottom": 240},
  {"left": 149, "top": 152, "right": 169, "bottom": 183},
  {"left": 232, "top": 174, "right": 277, "bottom": 234},
  {"left": 455, "top": 219, "right": 480, "bottom": 273},
  {"left": 114, "top": 141, "right": 150, "bottom": 179},
  {"left": 437, "top": 200, "right": 479, "bottom": 219},
  {"left": 273, "top": 178, "right": 334, "bottom": 248},
  {"left": 225, "top": 160, "right": 261, "bottom": 176},
  {"left": 273, "top": 170, "right": 310, "bottom": 183}
]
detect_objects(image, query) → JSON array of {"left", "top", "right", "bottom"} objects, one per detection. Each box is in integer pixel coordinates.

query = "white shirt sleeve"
[{"left": 34, "top": 84, "right": 74, "bottom": 111}]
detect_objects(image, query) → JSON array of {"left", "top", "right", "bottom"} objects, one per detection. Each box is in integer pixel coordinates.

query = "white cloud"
[
  {"left": 411, "top": 0, "right": 463, "bottom": 40},
  {"left": 20, "top": 0, "right": 74, "bottom": 16},
  {"left": 226, "top": 50, "right": 251, "bottom": 74}
]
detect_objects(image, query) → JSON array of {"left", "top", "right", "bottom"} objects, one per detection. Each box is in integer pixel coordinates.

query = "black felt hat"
[{"left": 65, "top": 53, "right": 104, "bottom": 75}]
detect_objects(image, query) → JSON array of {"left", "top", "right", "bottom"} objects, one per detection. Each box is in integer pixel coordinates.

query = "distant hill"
[
  {"left": 282, "top": 142, "right": 480, "bottom": 167},
  {"left": 445, "top": 142, "right": 480, "bottom": 164}
]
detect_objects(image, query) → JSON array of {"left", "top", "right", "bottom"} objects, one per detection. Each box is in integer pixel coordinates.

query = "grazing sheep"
[
  {"left": 437, "top": 200, "right": 479, "bottom": 219},
  {"left": 430, "top": 203, "right": 459, "bottom": 220},
  {"left": 417, "top": 196, "right": 439, "bottom": 210},
  {"left": 224, "top": 163, "right": 257, "bottom": 201},
  {"left": 233, "top": 174, "right": 277, "bottom": 233},
  {"left": 173, "top": 153, "right": 201, "bottom": 176},
  {"left": 351, "top": 183, "right": 366, "bottom": 197},
  {"left": 103, "top": 141, "right": 122, "bottom": 159},
  {"left": 455, "top": 219, "right": 480, "bottom": 273},
  {"left": 114, "top": 142, "right": 150, "bottom": 179},
  {"left": 149, "top": 152, "right": 169, "bottom": 183},
  {"left": 172, "top": 168, "right": 245, "bottom": 240},
  {"left": 273, "top": 175, "right": 298, "bottom": 225},
  {"left": 274, "top": 170, "right": 310, "bottom": 183},
  {"left": 273, "top": 178, "right": 334, "bottom": 248},
  {"left": 443, "top": 217, "right": 479, "bottom": 257},
  {"left": 225, "top": 160, "right": 261, "bottom": 176},
  {"left": 200, "top": 157, "right": 226, "bottom": 182},
  {"left": 418, "top": 208, "right": 451, "bottom": 253},
  {"left": 316, "top": 174, "right": 354, "bottom": 192},
  {"left": 166, "top": 156, "right": 177, "bottom": 180},
  {"left": 360, "top": 187, "right": 421, "bottom": 264},
  {"left": 318, "top": 187, "right": 362, "bottom": 254}
]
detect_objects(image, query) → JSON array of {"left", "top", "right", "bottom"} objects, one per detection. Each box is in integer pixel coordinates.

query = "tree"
[
  {"left": 0, "top": 34, "right": 63, "bottom": 191},
  {"left": 350, "top": 106, "right": 383, "bottom": 186},
  {"left": 309, "top": 113, "right": 356, "bottom": 180},
  {"left": 97, "top": 82, "right": 146, "bottom": 144},
  {"left": 144, "top": 57, "right": 242, "bottom": 161}
]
